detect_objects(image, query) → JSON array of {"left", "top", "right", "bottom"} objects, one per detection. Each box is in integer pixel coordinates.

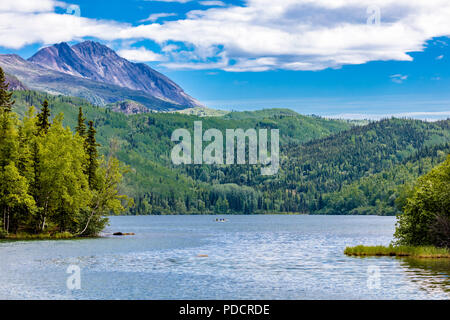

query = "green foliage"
[
  {"left": 35, "top": 114, "right": 92, "bottom": 233},
  {"left": 0, "top": 162, "right": 36, "bottom": 233},
  {"left": 394, "top": 155, "right": 450, "bottom": 247},
  {"left": 0, "top": 68, "right": 130, "bottom": 236},
  {"left": 77, "top": 155, "right": 133, "bottom": 236},
  {"left": 318, "top": 144, "right": 449, "bottom": 215}
]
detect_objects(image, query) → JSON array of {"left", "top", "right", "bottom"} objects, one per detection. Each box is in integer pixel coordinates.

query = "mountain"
[
  {"left": 0, "top": 53, "right": 179, "bottom": 110},
  {"left": 28, "top": 41, "right": 202, "bottom": 108}
]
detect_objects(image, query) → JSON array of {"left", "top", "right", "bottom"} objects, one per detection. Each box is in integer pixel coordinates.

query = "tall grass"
[
  {"left": 344, "top": 245, "right": 450, "bottom": 258},
  {"left": 3, "top": 232, "right": 74, "bottom": 240}
]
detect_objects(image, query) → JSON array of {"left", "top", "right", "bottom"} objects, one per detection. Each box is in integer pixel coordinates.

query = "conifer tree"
[
  {"left": 75, "top": 107, "right": 86, "bottom": 137},
  {"left": 37, "top": 100, "right": 51, "bottom": 134},
  {"left": 0, "top": 67, "right": 14, "bottom": 113},
  {"left": 86, "top": 120, "right": 99, "bottom": 189}
]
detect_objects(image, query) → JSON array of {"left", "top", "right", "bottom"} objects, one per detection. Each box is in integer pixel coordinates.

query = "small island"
[{"left": 345, "top": 155, "right": 450, "bottom": 258}]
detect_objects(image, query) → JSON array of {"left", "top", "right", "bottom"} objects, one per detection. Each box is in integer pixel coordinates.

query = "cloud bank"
[{"left": 1, "top": 0, "right": 450, "bottom": 71}]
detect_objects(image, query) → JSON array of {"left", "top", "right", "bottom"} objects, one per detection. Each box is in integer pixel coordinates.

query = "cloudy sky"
[{"left": 0, "top": 0, "right": 450, "bottom": 119}]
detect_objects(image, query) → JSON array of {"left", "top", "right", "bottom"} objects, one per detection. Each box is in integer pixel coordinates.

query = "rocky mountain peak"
[{"left": 26, "top": 41, "right": 202, "bottom": 108}]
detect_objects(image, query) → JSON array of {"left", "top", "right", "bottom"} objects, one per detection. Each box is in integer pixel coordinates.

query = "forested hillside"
[{"left": 11, "top": 90, "right": 450, "bottom": 216}]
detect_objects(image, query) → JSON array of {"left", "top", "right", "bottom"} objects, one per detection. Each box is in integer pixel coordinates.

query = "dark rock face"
[
  {"left": 109, "top": 100, "right": 150, "bottom": 115},
  {"left": 4, "top": 73, "right": 27, "bottom": 91},
  {"left": 29, "top": 41, "right": 202, "bottom": 108}
]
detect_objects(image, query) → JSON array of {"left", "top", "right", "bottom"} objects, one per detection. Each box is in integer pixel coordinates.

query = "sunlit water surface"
[{"left": 0, "top": 215, "right": 448, "bottom": 299}]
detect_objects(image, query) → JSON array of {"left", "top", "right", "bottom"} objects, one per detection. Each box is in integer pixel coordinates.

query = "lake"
[{"left": 0, "top": 215, "right": 448, "bottom": 299}]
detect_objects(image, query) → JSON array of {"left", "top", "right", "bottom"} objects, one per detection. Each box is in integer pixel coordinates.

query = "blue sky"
[{"left": 0, "top": 0, "right": 450, "bottom": 119}]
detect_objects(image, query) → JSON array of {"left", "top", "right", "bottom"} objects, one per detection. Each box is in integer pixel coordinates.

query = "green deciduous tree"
[
  {"left": 77, "top": 155, "right": 132, "bottom": 236},
  {"left": 394, "top": 155, "right": 450, "bottom": 247},
  {"left": 36, "top": 114, "right": 92, "bottom": 232},
  {"left": 0, "top": 163, "right": 36, "bottom": 233}
]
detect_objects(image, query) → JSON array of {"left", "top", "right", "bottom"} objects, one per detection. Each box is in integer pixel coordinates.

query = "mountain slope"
[
  {"left": 318, "top": 143, "right": 450, "bottom": 215},
  {"left": 29, "top": 41, "right": 202, "bottom": 108},
  {"left": 0, "top": 54, "right": 185, "bottom": 110},
  {"left": 10, "top": 90, "right": 351, "bottom": 204},
  {"left": 178, "top": 117, "right": 450, "bottom": 214}
]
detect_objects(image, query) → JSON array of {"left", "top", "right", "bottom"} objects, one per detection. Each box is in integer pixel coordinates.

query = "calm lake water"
[{"left": 0, "top": 215, "right": 449, "bottom": 299}]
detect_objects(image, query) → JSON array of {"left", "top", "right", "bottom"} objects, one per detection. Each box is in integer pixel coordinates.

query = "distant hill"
[{"left": 0, "top": 42, "right": 202, "bottom": 111}]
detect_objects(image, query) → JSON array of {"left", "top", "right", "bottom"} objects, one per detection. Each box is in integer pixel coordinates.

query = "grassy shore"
[
  {"left": 0, "top": 232, "right": 74, "bottom": 240},
  {"left": 344, "top": 245, "right": 450, "bottom": 258}
]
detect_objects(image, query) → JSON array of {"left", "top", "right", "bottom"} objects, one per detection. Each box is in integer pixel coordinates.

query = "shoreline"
[
  {"left": 1, "top": 232, "right": 92, "bottom": 241},
  {"left": 345, "top": 245, "right": 450, "bottom": 259},
  {"left": 0, "top": 231, "right": 137, "bottom": 241}
]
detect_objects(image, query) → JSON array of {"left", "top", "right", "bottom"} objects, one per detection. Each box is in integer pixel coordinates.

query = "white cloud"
[
  {"left": 199, "top": 1, "right": 226, "bottom": 6},
  {"left": 117, "top": 47, "right": 165, "bottom": 62},
  {"left": 0, "top": 0, "right": 63, "bottom": 13},
  {"left": 390, "top": 74, "right": 408, "bottom": 84},
  {"left": 1, "top": 0, "right": 450, "bottom": 71},
  {"left": 140, "top": 13, "right": 177, "bottom": 23},
  {"left": 0, "top": 12, "right": 125, "bottom": 49},
  {"left": 436, "top": 54, "right": 444, "bottom": 60},
  {"left": 162, "top": 44, "right": 179, "bottom": 52}
]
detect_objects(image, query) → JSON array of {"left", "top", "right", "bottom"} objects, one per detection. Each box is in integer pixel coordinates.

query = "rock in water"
[{"left": 113, "top": 232, "right": 135, "bottom": 236}]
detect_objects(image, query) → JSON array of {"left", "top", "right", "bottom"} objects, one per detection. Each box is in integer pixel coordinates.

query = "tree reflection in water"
[{"left": 400, "top": 257, "right": 450, "bottom": 295}]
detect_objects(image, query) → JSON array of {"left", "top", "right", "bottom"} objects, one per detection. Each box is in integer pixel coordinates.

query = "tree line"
[{"left": 0, "top": 67, "right": 130, "bottom": 237}]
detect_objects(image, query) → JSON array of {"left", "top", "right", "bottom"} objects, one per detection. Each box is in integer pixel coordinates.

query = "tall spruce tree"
[
  {"left": 86, "top": 120, "right": 99, "bottom": 189},
  {"left": 37, "top": 100, "right": 51, "bottom": 134},
  {"left": 75, "top": 107, "right": 86, "bottom": 137},
  {"left": 0, "top": 67, "right": 15, "bottom": 113}
]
